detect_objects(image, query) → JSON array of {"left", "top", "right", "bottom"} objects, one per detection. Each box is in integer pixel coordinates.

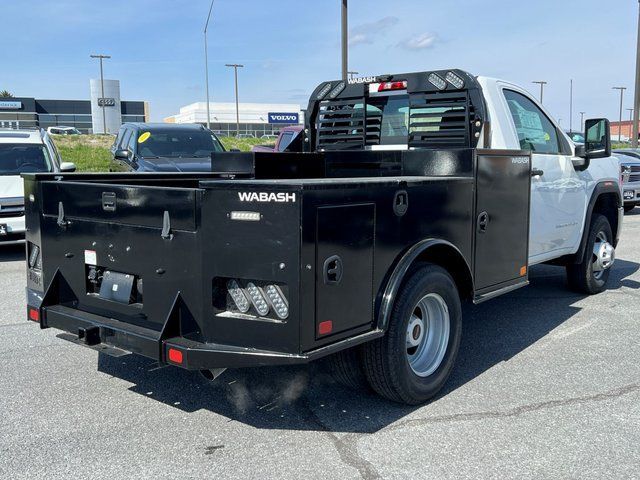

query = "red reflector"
[
  {"left": 168, "top": 348, "right": 183, "bottom": 364},
  {"left": 378, "top": 80, "right": 407, "bottom": 92},
  {"left": 318, "top": 320, "right": 333, "bottom": 335},
  {"left": 28, "top": 308, "right": 40, "bottom": 322}
]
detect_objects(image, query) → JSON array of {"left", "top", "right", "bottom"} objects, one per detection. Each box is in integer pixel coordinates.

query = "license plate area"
[
  {"left": 623, "top": 190, "right": 635, "bottom": 200},
  {"left": 86, "top": 266, "right": 143, "bottom": 306},
  {"left": 0, "top": 224, "right": 7, "bottom": 236}
]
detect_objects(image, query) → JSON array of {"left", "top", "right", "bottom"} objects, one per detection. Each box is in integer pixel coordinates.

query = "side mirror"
[
  {"left": 114, "top": 149, "right": 131, "bottom": 161},
  {"left": 574, "top": 118, "right": 611, "bottom": 171},
  {"left": 59, "top": 162, "right": 76, "bottom": 172},
  {"left": 585, "top": 118, "right": 611, "bottom": 159},
  {"left": 230, "top": 148, "right": 241, "bottom": 152}
]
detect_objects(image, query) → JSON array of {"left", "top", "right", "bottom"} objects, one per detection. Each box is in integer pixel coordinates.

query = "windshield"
[
  {"left": 0, "top": 144, "right": 52, "bottom": 175},
  {"left": 136, "top": 130, "right": 224, "bottom": 158},
  {"left": 568, "top": 133, "right": 585, "bottom": 143}
]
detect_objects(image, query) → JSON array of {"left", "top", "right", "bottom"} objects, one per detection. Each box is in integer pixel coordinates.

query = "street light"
[
  {"left": 633, "top": 0, "right": 640, "bottom": 147},
  {"left": 90, "top": 54, "right": 111, "bottom": 135},
  {"left": 628, "top": 108, "right": 635, "bottom": 123},
  {"left": 532, "top": 81, "right": 547, "bottom": 104},
  {"left": 225, "top": 64, "right": 244, "bottom": 136},
  {"left": 204, "top": 0, "right": 215, "bottom": 130},
  {"left": 613, "top": 86, "right": 627, "bottom": 142},
  {"left": 341, "top": 0, "right": 348, "bottom": 80}
]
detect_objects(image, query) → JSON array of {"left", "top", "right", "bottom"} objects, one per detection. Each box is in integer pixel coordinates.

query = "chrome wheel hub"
[
  {"left": 406, "top": 293, "right": 450, "bottom": 377},
  {"left": 592, "top": 231, "right": 615, "bottom": 280}
]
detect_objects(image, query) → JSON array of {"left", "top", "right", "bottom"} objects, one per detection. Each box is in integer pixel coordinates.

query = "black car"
[{"left": 110, "top": 123, "right": 225, "bottom": 172}]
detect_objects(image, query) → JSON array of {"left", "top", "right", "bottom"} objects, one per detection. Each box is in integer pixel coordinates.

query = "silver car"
[{"left": 614, "top": 149, "right": 640, "bottom": 212}]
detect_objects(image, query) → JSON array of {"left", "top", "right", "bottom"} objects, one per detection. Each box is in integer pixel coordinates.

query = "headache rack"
[{"left": 309, "top": 69, "right": 486, "bottom": 152}]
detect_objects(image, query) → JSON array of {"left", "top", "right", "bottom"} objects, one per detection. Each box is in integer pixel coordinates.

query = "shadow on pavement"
[
  {"left": 0, "top": 244, "right": 25, "bottom": 263},
  {"left": 97, "top": 260, "right": 639, "bottom": 433}
]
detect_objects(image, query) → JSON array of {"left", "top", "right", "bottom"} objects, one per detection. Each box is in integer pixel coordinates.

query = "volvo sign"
[{"left": 268, "top": 112, "right": 299, "bottom": 124}]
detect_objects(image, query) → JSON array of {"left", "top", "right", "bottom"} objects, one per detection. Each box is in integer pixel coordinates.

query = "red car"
[{"left": 252, "top": 126, "right": 303, "bottom": 153}]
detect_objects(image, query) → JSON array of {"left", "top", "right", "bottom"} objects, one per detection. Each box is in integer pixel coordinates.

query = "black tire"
[
  {"left": 362, "top": 264, "right": 462, "bottom": 405},
  {"left": 325, "top": 346, "right": 370, "bottom": 391},
  {"left": 624, "top": 205, "right": 636, "bottom": 213},
  {"left": 566, "top": 213, "right": 614, "bottom": 294}
]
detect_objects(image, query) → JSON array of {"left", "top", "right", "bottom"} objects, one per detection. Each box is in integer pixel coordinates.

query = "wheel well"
[
  {"left": 413, "top": 244, "right": 474, "bottom": 301},
  {"left": 592, "top": 192, "right": 619, "bottom": 243}
]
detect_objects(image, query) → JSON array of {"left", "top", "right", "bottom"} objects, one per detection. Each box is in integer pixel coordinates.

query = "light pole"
[
  {"left": 629, "top": 108, "right": 635, "bottom": 123},
  {"left": 532, "top": 81, "right": 547, "bottom": 104},
  {"left": 341, "top": 0, "right": 348, "bottom": 80},
  {"left": 613, "top": 86, "right": 627, "bottom": 142},
  {"left": 569, "top": 79, "right": 573, "bottom": 133},
  {"left": 225, "top": 64, "right": 244, "bottom": 136},
  {"left": 204, "top": 0, "right": 215, "bottom": 130},
  {"left": 633, "top": 0, "right": 640, "bottom": 147},
  {"left": 348, "top": 71, "right": 359, "bottom": 80},
  {"left": 580, "top": 112, "right": 586, "bottom": 131},
  {"left": 90, "top": 54, "right": 111, "bottom": 135}
]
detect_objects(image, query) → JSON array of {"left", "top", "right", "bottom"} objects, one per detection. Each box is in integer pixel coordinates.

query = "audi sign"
[{"left": 98, "top": 98, "right": 116, "bottom": 107}]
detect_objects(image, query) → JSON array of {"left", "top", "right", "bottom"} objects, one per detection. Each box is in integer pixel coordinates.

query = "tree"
[{"left": 0, "top": 90, "right": 14, "bottom": 98}]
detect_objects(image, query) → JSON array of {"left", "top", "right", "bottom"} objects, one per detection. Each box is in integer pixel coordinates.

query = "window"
[
  {"left": 0, "top": 144, "right": 52, "bottom": 175},
  {"left": 503, "top": 89, "right": 560, "bottom": 154},
  {"left": 278, "top": 132, "right": 295, "bottom": 152},
  {"left": 366, "top": 95, "right": 409, "bottom": 145},
  {"left": 120, "top": 129, "right": 132, "bottom": 151},
  {"left": 135, "top": 129, "right": 225, "bottom": 158}
]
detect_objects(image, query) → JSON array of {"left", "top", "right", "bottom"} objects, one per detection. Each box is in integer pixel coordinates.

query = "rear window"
[
  {"left": 0, "top": 144, "right": 52, "bottom": 175},
  {"left": 136, "top": 130, "right": 224, "bottom": 158}
]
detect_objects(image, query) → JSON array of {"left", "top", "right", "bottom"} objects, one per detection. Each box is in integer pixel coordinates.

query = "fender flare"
[
  {"left": 574, "top": 181, "right": 622, "bottom": 263},
  {"left": 376, "top": 239, "right": 473, "bottom": 331}
]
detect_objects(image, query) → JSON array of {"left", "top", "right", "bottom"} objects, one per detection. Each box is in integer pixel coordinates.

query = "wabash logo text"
[{"left": 238, "top": 192, "right": 296, "bottom": 203}]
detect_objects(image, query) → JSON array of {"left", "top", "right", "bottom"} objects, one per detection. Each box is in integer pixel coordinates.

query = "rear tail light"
[
  {"left": 227, "top": 279, "right": 251, "bottom": 313},
  {"left": 246, "top": 282, "right": 270, "bottom": 316},
  {"left": 318, "top": 320, "right": 333, "bottom": 335},
  {"left": 28, "top": 307, "right": 40, "bottom": 322},
  {"left": 167, "top": 347, "right": 183, "bottom": 365},
  {"left": 378, "top": 80, "right": 407, "bottom": 92},
  {"left": 428, "top": 72, "right": 447, "bottom": 90},
  {"left": 264, "top": 284, "right": 289, "bottom": 319},
  {"left": 28, "top": 243, "right": 41, "bottom": 270}
]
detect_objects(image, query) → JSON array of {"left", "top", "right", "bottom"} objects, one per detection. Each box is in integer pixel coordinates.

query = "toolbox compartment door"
[
  {"left": 474, "top": 150, "right": 531, "bottom": 291},
  {"left": 315, "top": 203, "right": 375, "bottom": 338}
]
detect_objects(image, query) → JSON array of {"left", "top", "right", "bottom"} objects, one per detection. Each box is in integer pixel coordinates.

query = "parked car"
[
  {"left": 47, "top": 126, "right": 81, "bottom": 135},
  {"left": 252, "top": 126, "right": 304, "bottom": 153},
  {"left": 0, "top": 128, "right": 75, "bottom": 245},
  {"left": 613, "top": 149, "right": 640, "bottom": 212},
  {"left": 110, "top": 123, "right": 225, "bottom": 172},
  {"left": 259, "top": 134, "right": 279, "bottom": 141},
  {"left": 25, "top": 69, "right": 622, "bottom": 405},
  {"left": 236, "top": 133, "right": 256, "bottom": 139}
]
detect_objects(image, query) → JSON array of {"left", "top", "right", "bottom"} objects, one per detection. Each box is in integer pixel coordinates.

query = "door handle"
[
  {"left": 531, "top": 168, "right": 544, "bottom": 177},
  {"left": 477, "top": 211, "right": 489, "bottom": 233}
]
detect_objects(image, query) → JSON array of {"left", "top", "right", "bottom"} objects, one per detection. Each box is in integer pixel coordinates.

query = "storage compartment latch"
[
  {"left": 323, "top": 255, "right": 343, "bottom": 285},
  {"left": 161, "top": 211, "right": 173, "bottom": 240}
]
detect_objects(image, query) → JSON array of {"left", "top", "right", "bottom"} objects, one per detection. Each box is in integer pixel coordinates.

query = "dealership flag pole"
[
  {"left": 226, "top": 64, "right": 244, "bottom": 136},
  {"left": 633, "top": 0, "right": 640, "bottom": 148},
  {"left": 90, "top": 54, "right": 111, "bottom": 135},
  {"left": 204, "top": 0, "right": 215, "bottom": 130}
]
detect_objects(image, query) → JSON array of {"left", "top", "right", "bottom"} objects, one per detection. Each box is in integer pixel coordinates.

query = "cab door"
[{"left": 501, "top": 89, "right": 586, "bottom": 263}]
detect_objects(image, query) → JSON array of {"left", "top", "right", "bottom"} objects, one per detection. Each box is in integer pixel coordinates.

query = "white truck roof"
[{"left": 0, "top": 129, "right": 45, "bottom": 145}]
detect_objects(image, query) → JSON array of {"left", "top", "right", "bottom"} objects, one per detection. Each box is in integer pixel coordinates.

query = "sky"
[{"left": 1, "top": 0, "right": 638, "bottom": 129}]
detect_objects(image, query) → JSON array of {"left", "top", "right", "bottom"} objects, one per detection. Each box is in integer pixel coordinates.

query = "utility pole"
[
  {"left": 633, "top": 0, "right": 640, "bottom": 148},
  {"left": 348, "top": 71, "right": 359, "bottom": 80},
  {"left": 580, "top": 112, "right": 586, "bottom": 131},
  {"left": 225, "top": 64, "right": 244, "bottom": 136},
  {"left": 341, "top": 0, "right": 348, "bottom": 81},
  {"left": 90, "top": 54, "right": 111, "bottom": 135},
  {"left": 629, "top": 108, "right": 635, "bottom": 123},
  {"left": 204, "top": 0, "right": 215, "bottom": 129},
  {"left": 569, "top": 79, "right": 573, "bottom": 133},
  {"left": 532, "top": 81, "right": 547, "bottom": 104},
  {"left": 613, "top": 86, "right": 627, "bottom": 142}
]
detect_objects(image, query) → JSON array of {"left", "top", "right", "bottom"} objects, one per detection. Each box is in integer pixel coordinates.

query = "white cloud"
[
  {"left": 399, "top": 33, "right": 438, "bottom": 50},
  {"left": 349, "top": 16, "right": 399, "bottom": 46}
]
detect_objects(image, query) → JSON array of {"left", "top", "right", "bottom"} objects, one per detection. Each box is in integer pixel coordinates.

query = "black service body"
[{"left": 24, "top": 70, "right": 532, "bottom": 371}]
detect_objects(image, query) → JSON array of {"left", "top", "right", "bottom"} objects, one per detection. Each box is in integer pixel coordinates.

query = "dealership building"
[
  {"left": 164, "top": 102, "right": 303, "bottom": 137},
  {"left": 0, "top": 79, "right": 149, "bottom": 134}
]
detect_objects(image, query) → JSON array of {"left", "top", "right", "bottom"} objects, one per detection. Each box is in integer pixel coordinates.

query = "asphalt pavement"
[{"left": 1, "top": 212, "right": 639, "bottom": 479}]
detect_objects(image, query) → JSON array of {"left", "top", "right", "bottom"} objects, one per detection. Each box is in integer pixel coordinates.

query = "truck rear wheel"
[
  {"left": 566, "top": 214, "right": 615, "bottom": 294},
  {"left": 363, "top": 264, "right": 462, "bottom": 405}
]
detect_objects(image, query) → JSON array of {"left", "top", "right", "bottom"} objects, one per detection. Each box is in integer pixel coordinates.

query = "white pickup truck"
[{"left": 24, "top": 70, "right": 623, "bottom": 405}]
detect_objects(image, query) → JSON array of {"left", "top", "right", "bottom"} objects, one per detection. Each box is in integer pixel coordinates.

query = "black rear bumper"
[{"left": 35, "top": 301, "right": 382, "bottom": 370}]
